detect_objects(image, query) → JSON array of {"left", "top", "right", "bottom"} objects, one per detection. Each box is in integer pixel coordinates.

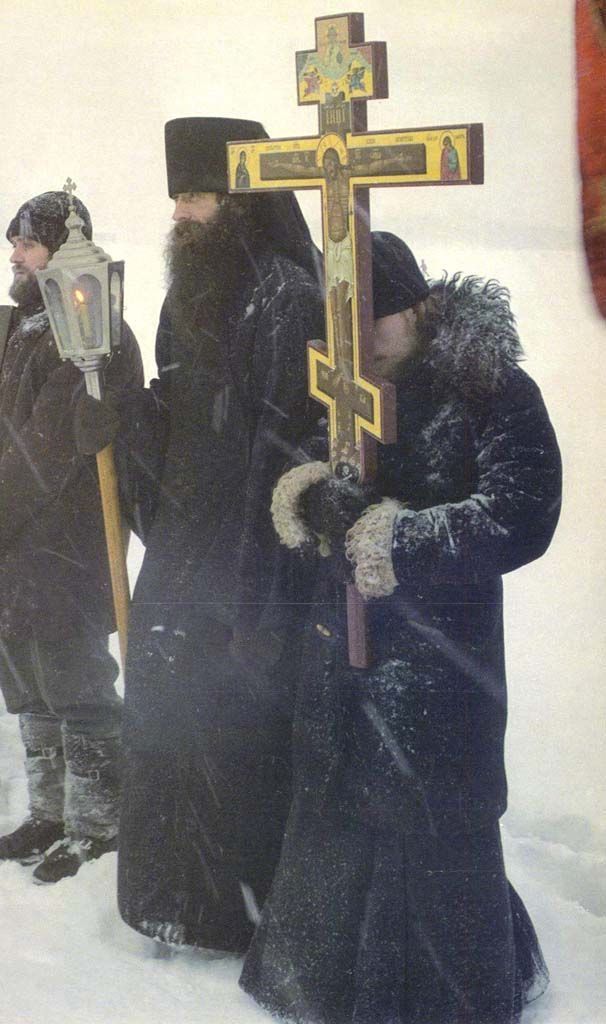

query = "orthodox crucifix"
[{"left": 227, "top": 12, "right": 484, "bottom": 666}]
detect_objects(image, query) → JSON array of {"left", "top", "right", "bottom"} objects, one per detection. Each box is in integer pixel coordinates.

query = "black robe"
[
  {"left": 240, "top": 276, "right": 560, "bottom": 1021},
  {"left": 0, "top": 309, "right": 143, "bottom": 641},
  {"left": 117, "top": 246, "right": 324, "bottom": 952}
]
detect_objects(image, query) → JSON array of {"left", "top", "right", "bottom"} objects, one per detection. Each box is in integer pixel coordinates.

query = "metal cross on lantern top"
[
  {"left": 63, "top": 176, "right": 77, "bottom": 200},
  {"left": 227, "top": 12, "right": 484, "bottom": 665}
]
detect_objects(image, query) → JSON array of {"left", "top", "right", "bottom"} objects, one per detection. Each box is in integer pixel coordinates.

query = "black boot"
[
  {"left": 0, "top": 817, "right": 65, "bottom": 864},
  {"left": 0, "top": 714, "right": 67, "bottom": 863},
  {"left": 32, "top": 729, "right": 121, "bottom": 884},
  {"left": 32, "top": 834, "right": 117, "bottom": 884}
]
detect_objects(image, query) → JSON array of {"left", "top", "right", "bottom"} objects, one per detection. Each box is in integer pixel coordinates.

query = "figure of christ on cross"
[
  {"left": 227, "top": 11, "right": 484, "bottom": 663},
  {"left": 257, "top": 136, "right": 431, "bottom": 470}
]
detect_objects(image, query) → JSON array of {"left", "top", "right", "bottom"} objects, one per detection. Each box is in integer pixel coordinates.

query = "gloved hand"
[
  {"left": 299, "top": 476, "right": 376, "bottom": 548},
  {"left": 73, "top": 392, "right": 121, "bottom": 455}
]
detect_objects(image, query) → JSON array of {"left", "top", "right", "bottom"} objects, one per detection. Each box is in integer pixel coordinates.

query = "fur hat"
[
  {"left": 372, "top": 231, "right": 429, "bottom": 318},
  {"left": 165, "top": 117, "right": 268, "bottom": 196},
  {"left": 6, "top": 191, "right": 93, "bottom": 255}
]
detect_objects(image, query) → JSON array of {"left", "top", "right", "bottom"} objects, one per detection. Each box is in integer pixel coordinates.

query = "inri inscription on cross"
[{"left": 227, "top": 11, "right": 484, "bottom": 482}]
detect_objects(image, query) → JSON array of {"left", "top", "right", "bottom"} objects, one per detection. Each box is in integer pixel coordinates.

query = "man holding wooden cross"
[
  {"left": 228, "top": 12, "right": 562, "bottom": 1024},
  {"left": 243, "top": 230, "right": 561, "bottom": 1023}
]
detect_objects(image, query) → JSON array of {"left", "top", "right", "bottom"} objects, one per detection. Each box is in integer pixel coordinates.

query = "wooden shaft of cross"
[{"left": 226, "top": 12, "right": 484, "bottom": 667}]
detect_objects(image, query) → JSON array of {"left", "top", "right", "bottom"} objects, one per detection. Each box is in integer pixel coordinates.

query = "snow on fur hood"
[
  {"left": 14, "top": 308, "right": 50, "bottom": 340},
  {"left": 418, "top": 273, "right": 524, "bottom": 400}
]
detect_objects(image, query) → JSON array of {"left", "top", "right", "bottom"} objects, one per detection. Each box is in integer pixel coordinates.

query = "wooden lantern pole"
[
  {"left": 36, "top": 178, "right": 130, "bottom": 671},
  {"left": 83, "top": 366, "right": 130, "bottom": 671}
]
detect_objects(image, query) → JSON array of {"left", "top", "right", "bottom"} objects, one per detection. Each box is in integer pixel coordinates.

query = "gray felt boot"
[
  {"left": 0, "top": 714, "right": 66, "bottom": 863},
  {"left": 33, "top": 730, "right": 120, "bottom": 884}
]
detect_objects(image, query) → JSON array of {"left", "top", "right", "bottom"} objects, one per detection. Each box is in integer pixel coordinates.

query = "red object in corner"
[{"left": 576, "top": 0, "right": 606, "bottom": 318}]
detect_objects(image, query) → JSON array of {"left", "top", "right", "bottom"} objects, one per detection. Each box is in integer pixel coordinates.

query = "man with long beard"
[
  {"left": 0, "top": 191, "right": 143, "bottom": 883},
  {"left": 77, "top": 117, "right": 324, "bottom": 953}
]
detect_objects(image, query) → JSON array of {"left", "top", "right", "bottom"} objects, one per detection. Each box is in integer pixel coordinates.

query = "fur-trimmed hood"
[
  {"left": 417, "top": 273, "right": 524, "bottom": 400},
  {"left": 16, "top": 308, "right": 50, "bottom": 340}
]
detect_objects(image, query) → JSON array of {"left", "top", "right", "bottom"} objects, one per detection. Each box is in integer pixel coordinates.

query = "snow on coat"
[
  {"left": 116, "top": 247, "right": 325, "bottom": 952},
  {"left": 240, "top": 274, "right": 558, "bottom": 1024},
  {"left": 284, "top": 274, "right": 562, "bottom": 835},
  {"left": 0, "top": 308, "right": 143, "bottom": 640}
]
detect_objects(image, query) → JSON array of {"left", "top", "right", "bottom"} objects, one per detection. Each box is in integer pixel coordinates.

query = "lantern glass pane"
[
  {"left": 44, "top": 279, "right": 73, "bottom": 355},
  {"left": 72, "top": 275, "right": 103, "bottom": 350},
  {"left": 110, "top": 270, "right": 123, "bottom": 348}
]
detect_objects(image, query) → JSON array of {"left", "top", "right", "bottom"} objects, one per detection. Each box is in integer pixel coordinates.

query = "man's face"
[
  {"left": 172, "top": 192, "right": 221, "bottom": 225},
  {"left": 372, "top": 307, "right": 419, "bottom": 382},
  {"left": 9, "top": 236, "right": 49, "bottom": 305}
]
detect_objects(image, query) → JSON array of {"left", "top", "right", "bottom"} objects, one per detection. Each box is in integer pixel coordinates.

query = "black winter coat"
[
  {"left": 117, "top": 248, "right": 325, "bottom": 951},
  {"left": 0, "top": 308, "right": 143, "bottom": 641},
  {"left": 291, "top": 276, "right": 562, "bottom": 835},
  {"left": 240, "top": 276, "right": 556, "bottom": 1024}
]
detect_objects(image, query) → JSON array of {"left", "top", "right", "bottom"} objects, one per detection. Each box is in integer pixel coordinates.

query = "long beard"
[
  {"left": 164, "top": 198, "right": 262, "bottom": 366},
  {"left": 9, "top": 270, "right": 44, "bottom": 313}
]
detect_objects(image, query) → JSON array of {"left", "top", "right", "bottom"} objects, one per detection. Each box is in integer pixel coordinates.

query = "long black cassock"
[
  {"left": 115, "top": 235, "right": 324, "bottom": 952},
  {"left": 241, "top": 275, "right": 562, "bottom": 1024}
]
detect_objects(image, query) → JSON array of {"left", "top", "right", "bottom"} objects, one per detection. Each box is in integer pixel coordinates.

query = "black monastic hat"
[
  {"left": 164, "top": 116, "right": 322, "bottom": 282},
  {"left": 164, "top": 117, "right": 268, "bottom": 196}
]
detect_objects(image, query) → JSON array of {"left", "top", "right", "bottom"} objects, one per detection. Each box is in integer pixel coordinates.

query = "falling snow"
[{"left": 1, "top": 1, "right": 605, "bottom": 1020}]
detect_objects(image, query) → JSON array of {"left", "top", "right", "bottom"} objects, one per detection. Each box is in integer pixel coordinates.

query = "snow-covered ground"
[
  {"left": 1, "top": 522, "right": 605, "bottom": 1024},
  {"left": 1, "top": 1, "right": 605, "bottom": 1020},
  {"left": 1, "top": 695, "right": 605, "bottom": 1024}
]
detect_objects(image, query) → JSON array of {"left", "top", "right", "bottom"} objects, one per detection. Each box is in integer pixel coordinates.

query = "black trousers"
[{"left": 0, "top": 634, "right": 121, "bottom": 737}]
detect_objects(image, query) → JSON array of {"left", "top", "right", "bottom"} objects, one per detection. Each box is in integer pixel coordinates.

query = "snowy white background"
[{"left": 0, "top": 1, "right": 605, "bottom": 1021}]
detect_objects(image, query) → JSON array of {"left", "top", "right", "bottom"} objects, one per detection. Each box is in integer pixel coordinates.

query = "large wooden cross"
[{"left": 227, "top": 12, "right": 484, "bottom": 664}]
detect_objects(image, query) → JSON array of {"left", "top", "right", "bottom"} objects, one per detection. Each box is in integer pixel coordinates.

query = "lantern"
[
  {"left": 36, "top": 186, "right": 124, "bottom": 400},
  {"left": 36, "top": 180, "right": 130, "bottom": 667}
]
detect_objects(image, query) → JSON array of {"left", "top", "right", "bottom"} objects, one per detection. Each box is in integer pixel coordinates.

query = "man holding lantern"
[{"left": 0, "top": 191, "right": 143, "bottom": 884}]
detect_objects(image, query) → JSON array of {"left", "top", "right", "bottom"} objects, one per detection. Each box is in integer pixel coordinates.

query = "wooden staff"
[
  {"left": 34, "top": 177, "right": 130, "bottom": 669},
  {"left": 83, "top": 368, "right": 130, "bottom": 671}
]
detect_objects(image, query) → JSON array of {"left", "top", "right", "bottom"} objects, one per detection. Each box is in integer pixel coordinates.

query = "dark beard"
[
  {"left": 9, "top": 270, "right": 44, "bottom": 314},
  {"left": 164, "top": 197, "right": 264, "bottom": 368}
]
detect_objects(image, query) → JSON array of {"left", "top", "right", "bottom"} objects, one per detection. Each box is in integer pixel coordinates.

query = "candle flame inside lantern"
[{"left": 72, "top": 285, "right": 93, "bottom": 342}]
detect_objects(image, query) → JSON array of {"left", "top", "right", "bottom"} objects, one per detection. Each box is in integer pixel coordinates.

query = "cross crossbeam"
[{"left": 227, "top": 12, "right": 484, "bottom": 663}]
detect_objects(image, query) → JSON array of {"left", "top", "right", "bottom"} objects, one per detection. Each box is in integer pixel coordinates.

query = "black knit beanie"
[
  {"left": 165, "top": 117, "right": 268, "bottom": 196},
  {"left": 372, "top": 231, "right": 429, "bottom": 318},
  {"left": 6, "top": 191, "right": 93, "bottom": 255}
]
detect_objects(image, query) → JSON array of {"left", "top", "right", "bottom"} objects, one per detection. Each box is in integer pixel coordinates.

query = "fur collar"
[
  {"left": 417, "top": 274, "right": 524, "bottom": 400},
  {"left": 15, "top": 307, "right": 50, "bottom": 340}
]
